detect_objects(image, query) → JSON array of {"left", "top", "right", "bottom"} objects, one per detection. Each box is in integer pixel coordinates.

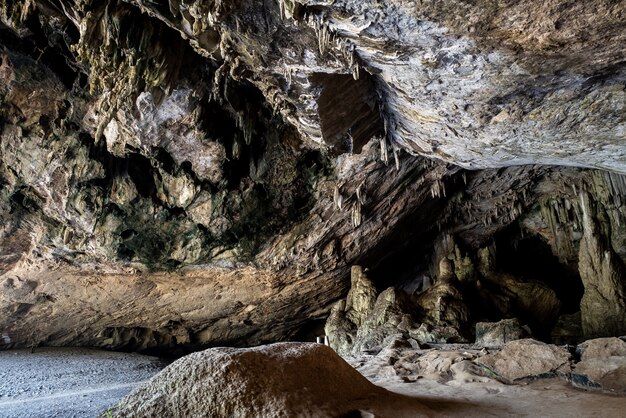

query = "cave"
[{"left": 1, "top": 0, "right": 626, "bottom": 417}]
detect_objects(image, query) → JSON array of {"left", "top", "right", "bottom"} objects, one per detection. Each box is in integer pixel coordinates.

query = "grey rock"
[
  {"left": 478, "top": 339, "right": 572, "bottom": 381},
  {"left": 106, "top": 343, "right": 384, "bottom": 418},
  {"left": 573, "top": 338, "right": 626, "bottom": 392},
  {"left": 475, "top": 318, "right": 531, "bottom": 348}
]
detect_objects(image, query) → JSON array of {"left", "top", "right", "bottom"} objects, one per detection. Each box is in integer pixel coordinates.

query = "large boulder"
[
  {"left": 106, "top": 343, "right": 388, "bottom": 418},
  {"left": 475, "top": 318, "right": 530, "bottom": 348},
  {"left": 573, "top": 337, "right": 626, "bottom": 392},
  {"left": 478, "top": 339, "right": 572, "bottom": 381},
  {"left": 409, "top": 323, "right": 465, "bottom": 345}
]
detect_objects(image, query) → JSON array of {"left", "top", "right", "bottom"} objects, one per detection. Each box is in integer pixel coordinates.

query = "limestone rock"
[
  {"left": 415, "top": 258, "right": 470, "bottom": 334},
  {"left": 578, "top": 192, "right": 626, "bottom": 338},
  {"left": 573, "top": 338, "right": 626, "bottom": 392},
  {"left": 345, "top": 266, "right": 378, "bottom": 327},
  {"left": 475, "top": 318, "right": 530, "bottom": 348},
  {"left": 578, "top": 337, "right": 626, "bottom": 360},
  {"left": 478, "top": 339, "right": 572, "bottom": 381},
  {"left": 106, "top": 342, "right": 385, "bottom": 418},
  {"left": 324, "top": 300, "right": 357, "bottom": 356},
  {"left": 353, "top": 288, "right": 416, "bottom": 354},
  {"left": 2, "top": 0, "right": 626, "bottom": 354},
  {"left": 409, "top": 323, "right": 464, "bottom": 345}
]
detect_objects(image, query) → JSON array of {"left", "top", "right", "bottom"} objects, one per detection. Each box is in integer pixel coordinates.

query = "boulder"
[
  {"left": 106, "top": 343, "right": 384, "bottom": 418},
  {"left": 478, "top": 339, "right": 572, "bottom": 381},
  {"left": 475, "top": 318, "right": 530, "bottom": 348},
  {"left": 573, "top": 337, "right": 626, "bottom": 392},
  {"left": 409, "top": 323, "right": 464, "bottom": 344}
]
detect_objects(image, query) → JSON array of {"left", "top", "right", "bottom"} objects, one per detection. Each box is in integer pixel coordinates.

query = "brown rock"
[
  {"left": 574, "top": 338, "right": 626, "bottom": 392},
  {"left": 345, "top": 266, "right": 378, "bottom": 327},
  {"left": 415, "top": 258, "right": 470, "bottom": 334},
  {"left": 106, "top": 343, "right": 387, "bottom": 418},
  {"left": 578, "top": 192, "right": 626, "bottom": 338},
  {"left": 475, "top": 318, "right": 530, "bottom": 348},
  {"left": 478, "top": 339, "right": 572, "bottom": 381}
]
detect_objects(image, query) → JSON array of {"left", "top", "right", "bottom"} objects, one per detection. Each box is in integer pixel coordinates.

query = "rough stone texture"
[
  {"left": 324, "top": 300, "right": 357, "bottom": 356},
  {"left": 345, "top": 266, "right": 378, "bottom": 327},
  {"left": 578, "top": 337, "right": 626, "bottom": 360},
  {"left": 106, "top": 342, "right": 387, "bottom": 418},
  {"left": 415, "top": 258, "right": 470, "bottom": 334},
  {"left": 353, "top": 287, "right": 416, "bottom": 354},
  {"left": 475, "top": 318, "right": 530, "bottom": 348},
  {"left": 409, "top": 323, "right": 464, "bottom": 345},
  {"left": 0, "top": 0, "right": 626, "bottom": 351},
  {"left": 578, "top": 192, "right": 626, "bottom": 338},
  {"left": 574, "top": 338, "right": 626, "bottom": 392},
  {"left": 478, "top": 339, "right": 572, "bottom": 381}
]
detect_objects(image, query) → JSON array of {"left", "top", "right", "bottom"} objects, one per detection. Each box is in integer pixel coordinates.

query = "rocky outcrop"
[
  {"left": 345, "top": 266, "right": 378, "bottom": 327},
  {"left": 415, "top": 258, "right": 470, "bottom": 334},
  {"left": 478, "top": 339, "right": 572, "bottom": 381},
  {"left": 353, "top": 287, "right": 416, "bottom": 353},
  {"left": 325, "top": 268, "right": 419, "bottom": 355},
  {"left": 105, "top": 342, "right": 430, "bottom": 418},
  {"left": 573, "top": 338, "right": 626, "bottom": 392}
]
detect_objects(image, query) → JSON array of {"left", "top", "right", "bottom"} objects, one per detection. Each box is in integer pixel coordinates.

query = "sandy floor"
[{"left": 0, "top": 348, "right": 164, "bottom": 418}]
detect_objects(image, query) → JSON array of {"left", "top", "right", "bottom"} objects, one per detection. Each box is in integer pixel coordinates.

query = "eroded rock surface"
[
  {"left": 0, "top": 0, "right": 625, "bottom": 351},
  {"left": 478, "top": 339, "right": 572, "bottom": 381},
  {"left": 475, "top": 318, "right": 530, "bottom": 348},
  {"left": 105, "top": 342, "right": 428, "bottom": 418}
]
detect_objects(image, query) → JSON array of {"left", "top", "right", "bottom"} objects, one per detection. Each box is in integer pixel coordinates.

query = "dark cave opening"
[
  {"left": 495, "top": 230, "right": 584, "bottom": 315},
  {"left": 310, "top": 72, "right": 383, "bottom": 155}
]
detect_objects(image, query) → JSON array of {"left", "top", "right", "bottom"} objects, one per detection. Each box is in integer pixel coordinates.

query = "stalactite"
[
  {"left": 333, "top": 185, "right": 343, "bottom": 211},
  {"left": 356, "top": 182, "right": 366, "bottom": 205},
  {"left": 379, "top": 137, "right": 389, "bottom": 165},
  {"left": 393, "top": 147, "right": 400, "bottom": 171},
  {"left": 351, "top": 202, "right": 362, "bottom": 228}
]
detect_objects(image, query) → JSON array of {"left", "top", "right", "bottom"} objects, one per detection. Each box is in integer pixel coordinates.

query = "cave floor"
[
  {"left": 350, "top": 355, "right": 626, "bottom": 418},
  {"left": 0, "top": 348, "right": 165, "bottom": 418},
  {"left": 0, "top": 347, "right": 624, "bottom": 417}
]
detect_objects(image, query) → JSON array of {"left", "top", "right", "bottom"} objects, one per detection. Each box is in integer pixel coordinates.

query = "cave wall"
[{"left": 0, "top": 0, "right": 625, "bottom": 352}]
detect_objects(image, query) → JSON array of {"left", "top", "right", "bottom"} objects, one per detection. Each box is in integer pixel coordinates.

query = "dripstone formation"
[{"left": 0, "top": 0, "right": 625, "bottom": 353}]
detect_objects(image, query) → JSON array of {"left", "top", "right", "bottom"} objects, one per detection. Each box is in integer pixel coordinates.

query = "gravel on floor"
[{"left": 0, "top": 348, "right": 166, "bottom": 418}]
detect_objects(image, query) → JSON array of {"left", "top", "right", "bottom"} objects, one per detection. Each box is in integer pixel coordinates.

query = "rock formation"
[
  {"left": 104, "top": 342, "right": 433, "bottom": 418},
  {"left": 0, "top": 0, "right": 625, "bottom": 352}
]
